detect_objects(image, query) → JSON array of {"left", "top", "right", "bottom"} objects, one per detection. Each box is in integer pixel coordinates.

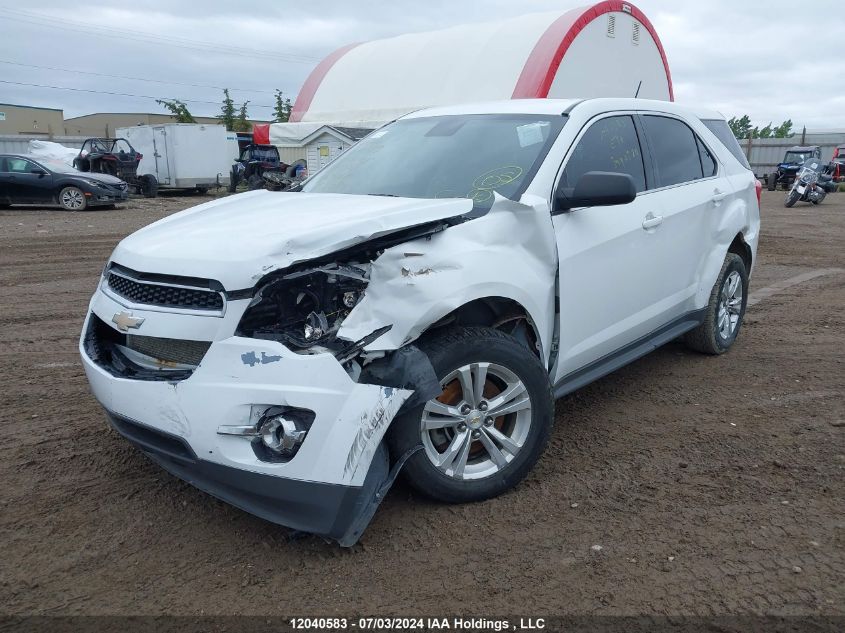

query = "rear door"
[
  {"left": 0, "top": 157, "right": 9, "bottom": 203},
  {"left": 637, "top": 113, "right": 728, "bottom": 316}
]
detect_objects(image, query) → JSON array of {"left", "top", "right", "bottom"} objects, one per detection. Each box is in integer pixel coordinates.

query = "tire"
[
  {"left": 73, "top": 158, "right": 90, "bottom": 172},
  {"left": 785, "top": 189, "right": 800, "bottom": 207},
  {"left": 767, "top": 173, "right": 777, "bottom": 191},
  {"left": 684, "top": 253, "right": 748, "bottom": 355},
  {"left": 58, "top": 186, "right": 87, "bottom": 211},
  {"left": 195, "top": 186, "right": 209, "bottom": 195},
  {"left": 140, "top": 174, "right": 158, "bottom": 198},
  {"left": 247, "top": 174, "right": 265, "bottom": 190},
  {"left": 228, "top": 169, "right": 238, "bottom": 193},
  {"left": 387, "top": 326, "right": 554, "bottom": 503}
]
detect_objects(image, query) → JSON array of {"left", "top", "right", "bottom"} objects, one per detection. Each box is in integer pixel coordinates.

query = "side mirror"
[
  {"left": 555, "top": 171, "right": 637, "bottom": 213},
  {"left": 30, "top": 168, "right": 48, "bottom": 176}
]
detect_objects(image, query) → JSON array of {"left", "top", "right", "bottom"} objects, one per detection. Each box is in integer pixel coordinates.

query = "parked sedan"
[{"left": 0, "top": 154, "right": 129, "bottom": 211}]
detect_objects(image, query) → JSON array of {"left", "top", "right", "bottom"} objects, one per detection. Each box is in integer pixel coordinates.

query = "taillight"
[
  {"left": 755, "top": 179, "right": 762, "bottom": 206},
  {"left": 136, "top": 153, "right": 143, "bottom": 160}
]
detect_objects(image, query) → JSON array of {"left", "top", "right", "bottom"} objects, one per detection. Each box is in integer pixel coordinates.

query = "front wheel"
[
  {"left": 58, "top": 186, "right": 87, "bottom": 211},
  {"left": 785, "top": 188, "right": 800, "bottom": 207},
  {"left": 685, "top": 253, "right": 748, "bottom": 355},
  {"left": 388, "top": 327, "right": 553, "bottom": 503}
]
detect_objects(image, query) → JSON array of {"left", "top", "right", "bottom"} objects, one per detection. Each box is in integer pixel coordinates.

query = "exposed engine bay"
[{"left": 236, "top": 262, "right": 370, "bottom": 350}]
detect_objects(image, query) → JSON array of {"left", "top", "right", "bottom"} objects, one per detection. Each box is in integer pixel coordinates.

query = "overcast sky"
[{"left": 1, "top": 1, "right": 843, "bottom": 129}]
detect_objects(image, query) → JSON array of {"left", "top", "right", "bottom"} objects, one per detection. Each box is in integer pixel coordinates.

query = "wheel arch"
[
  {"left": 419, "top": 295, "right": 543, "bottom": 359},
  {"left": 728, "top": 232, "right": 752, "bottom": 273}
]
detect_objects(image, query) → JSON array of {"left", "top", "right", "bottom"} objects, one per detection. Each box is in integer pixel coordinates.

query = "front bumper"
[
  {"left": 107, "top": 411, "right": 391, "bottom": 544},
  {"left": 88, "top": 188, "right": 129, "bottom": 204},
  {"left": 80, "top": 288, "right": 412, "bottom": 543}
]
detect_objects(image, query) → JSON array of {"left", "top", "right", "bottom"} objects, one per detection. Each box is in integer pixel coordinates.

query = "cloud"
[{"left": 0, "top": 0, "right": 842, "bottom": 128}]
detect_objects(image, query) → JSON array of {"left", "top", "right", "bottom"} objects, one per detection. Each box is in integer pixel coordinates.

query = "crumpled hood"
[{"left": 110, "top": 190, "right": 472, "bottom": 289}]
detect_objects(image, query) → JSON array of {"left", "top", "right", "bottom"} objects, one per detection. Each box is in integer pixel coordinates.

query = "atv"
[
  {"left": 74, "top": 138, "right": 158, "bottom": 198},
  {"left": 228, "top": 144, "right": 303, "bottom": 192},
  {"left": 767, "top": 145, "right": 821, "bottom": 191}
]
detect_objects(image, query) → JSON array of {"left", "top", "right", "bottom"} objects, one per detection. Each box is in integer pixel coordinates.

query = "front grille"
[
  {"left": 107, "top": 271, "right": 224, "bottom": 311},
  {"left": 84, "top": 314, "right": 209, "bottom": 381},
  {"left": 126, "top": 334, "right": 210, "bottom": 367}
]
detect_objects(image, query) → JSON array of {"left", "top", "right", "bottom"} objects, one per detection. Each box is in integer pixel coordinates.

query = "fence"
[
  {"left": 0, "top": 134, "right": 88, "bottom": 155},
  {"left": 743, "top": 131, "right": 845, "bottom": 178}
]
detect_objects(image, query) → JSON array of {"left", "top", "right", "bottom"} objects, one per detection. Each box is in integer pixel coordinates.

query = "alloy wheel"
[
  {"left": 420, "top": 362, "right": 532, "bottom": 480},
  {"left": 717, "top": 271, "right": 743, "bottom": 339},
  {"left": 61, "top": 188, "right": 85, "bottom": 210}
]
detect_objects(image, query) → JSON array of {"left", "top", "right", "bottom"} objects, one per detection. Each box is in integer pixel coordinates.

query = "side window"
[
  {"left": 641, "top": 115, "right": 703, "bottom": 187},
  {"left": 697, "top": 137, "right": 717, "bottom": 177},
  {"left": 561, "top": 115, "right": 646, "bottom": 193},
  {"left": 701, "top": 119, "right": 751, "bottom": 170},
  {"left": 7, "top": 158, "right": 36, "bottom": 173}
]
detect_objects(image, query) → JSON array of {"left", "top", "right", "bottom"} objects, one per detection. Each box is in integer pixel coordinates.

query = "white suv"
[{"left": 80, "top": 98, "right": 760, "bottom": 545}]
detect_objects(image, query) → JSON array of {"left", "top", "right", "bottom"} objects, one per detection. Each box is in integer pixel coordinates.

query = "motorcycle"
[{"left": 784, "top": 158, "right": 833, "bottom": 207}]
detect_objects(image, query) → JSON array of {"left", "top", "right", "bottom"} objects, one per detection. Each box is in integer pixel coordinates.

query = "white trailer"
[{"left": 116, "top": 123, "right": 239, "bottom": 191}]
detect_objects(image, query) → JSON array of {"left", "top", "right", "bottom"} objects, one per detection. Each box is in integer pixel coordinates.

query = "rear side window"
[
  {"left": 697, "top": 138, "right": 717, "bottom": 177},
  {"left": 701, "top": 118, "right": 751, "bottom": 170},
  {"left": 561, "top": 115, "right": 647, "bottom": 193},
  {"left": 641, "top": 115, "right": 703, "bottom": 187}
]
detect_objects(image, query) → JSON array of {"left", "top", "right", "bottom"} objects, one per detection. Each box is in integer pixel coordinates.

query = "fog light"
[{"left": 259, "top": 415, "right": 307, "bottom": 455}]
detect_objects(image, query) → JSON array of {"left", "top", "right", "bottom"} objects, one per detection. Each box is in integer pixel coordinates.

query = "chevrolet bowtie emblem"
[{"left": 112, "top": 311, "right": 145, "bottom": 331}]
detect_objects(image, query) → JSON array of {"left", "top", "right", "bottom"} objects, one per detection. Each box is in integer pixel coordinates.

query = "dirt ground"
[{"left": 0, "top": 189, "right": 842, "bottom": 618}]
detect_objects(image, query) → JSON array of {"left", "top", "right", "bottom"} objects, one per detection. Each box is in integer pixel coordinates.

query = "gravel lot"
[{"left": 0, "top": 189, "right": 842, "bottom": 617}]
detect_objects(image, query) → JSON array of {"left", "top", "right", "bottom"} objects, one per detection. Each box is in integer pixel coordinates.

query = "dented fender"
[
  {"left": 695, "top": 193, "right": 758, "bottom": 307},
  {"left": 338, "top": 194, "right": 559, "bottom": 364}
]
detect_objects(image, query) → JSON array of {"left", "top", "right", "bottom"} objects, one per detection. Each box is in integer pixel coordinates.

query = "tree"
[
  {"left": 729, "top": 114, "right": 794, "bottom": 139},
  {"left": 728, "top": 115, "right": 753, "bottom": 139},
  {"left": 156, "top": 99, "right": 195, "bottom": 123},
  {"left": 273, "top": 89, "right": 292, "bottom": 123},
  {"left": 220, "top": 88, "right": 236, "bottom": 131},
  {"left": 773, "top": 119, "right": 793, "bottom": 138},
  {"left": 234, "top": 100, "right": 251, "bottom": 133}
]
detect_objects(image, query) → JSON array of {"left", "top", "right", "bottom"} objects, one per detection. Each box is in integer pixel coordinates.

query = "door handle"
[
  {"left": 642, "top": 214, "right": 663, "bottom": 230},
  {"left": 711, "top": 189, "right": 729, "bottom": 203}
]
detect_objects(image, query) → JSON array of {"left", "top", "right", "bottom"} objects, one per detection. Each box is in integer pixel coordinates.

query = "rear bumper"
[{"left": 106, "top": 411, "right": 389, "bottom": 544}]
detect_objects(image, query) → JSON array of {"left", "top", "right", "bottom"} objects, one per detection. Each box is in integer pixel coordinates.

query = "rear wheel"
[
  {"left": 388, "top": 327, "right": 553, "bottom": 503},
  {"left": 58, "top": 186, "right": 87, "bottom": 211},
  {"left": 767, "top": 173, "right": 777, "bottom": 191},
  {"left": 247, "top": 174, "right": 264, "bottom": 190},
  {"left": 684, "top": 253, "right": 748, "bottom": 355},
  {"left": 785, "top": 189, "right": 800, "bottom": 207},
  {"left": 140, "top": 174, "right": 158, "bottom": 198}
]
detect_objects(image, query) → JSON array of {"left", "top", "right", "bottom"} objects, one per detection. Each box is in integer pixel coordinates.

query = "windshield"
[
  {"left": 800, "top": 158, "right": 823, "bottom": 173},
  {"left": 247, "top": 147, "right": 279, "bottom": 162},
  {"left": 784, "top": 152, "right": 809, "bottom": 164},
  {"left": 301, "top": 114, "right": 567, "bottom": 209},
  {"left": 39, "top": 158, "right": 78, "bottom": 174}
]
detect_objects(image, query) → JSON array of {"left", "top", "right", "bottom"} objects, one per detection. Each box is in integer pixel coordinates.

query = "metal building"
[{"left": 289, "top": 1, "right": 672, "bottom": 126}]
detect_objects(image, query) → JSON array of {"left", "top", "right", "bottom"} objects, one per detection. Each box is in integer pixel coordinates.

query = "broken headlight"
[{"left": 236, "top": 262, "right": 369, "bottom": 349}]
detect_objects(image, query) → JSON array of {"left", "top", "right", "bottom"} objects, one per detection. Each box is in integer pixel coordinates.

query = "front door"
[
  {"left": 552, "top": 114, "right": 669, "bottom": 382},
  {"left": 5, "top": 157, "right": 54, "bottom": 204}
]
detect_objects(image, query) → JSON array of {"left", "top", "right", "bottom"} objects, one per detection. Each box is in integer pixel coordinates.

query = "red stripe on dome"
[
  {"left": 289, "top": 42, "right": 361, "bottom": 123},
  {"left": 511, "top": 1, "right": 673, "bottom": 101}
]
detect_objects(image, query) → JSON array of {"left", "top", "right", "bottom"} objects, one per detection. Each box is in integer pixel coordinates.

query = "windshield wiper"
[{"left": 367, "top": 193, "right": 400, "bottom": 197}]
